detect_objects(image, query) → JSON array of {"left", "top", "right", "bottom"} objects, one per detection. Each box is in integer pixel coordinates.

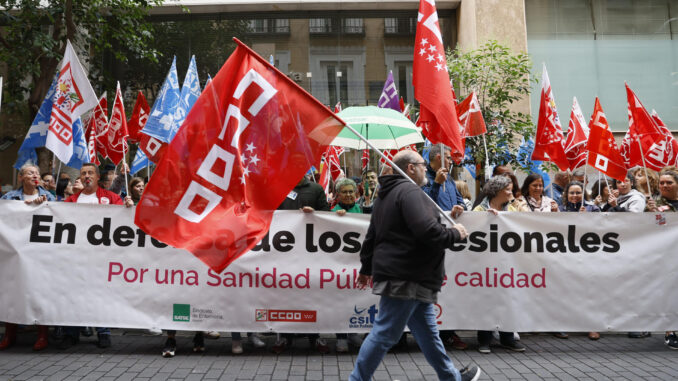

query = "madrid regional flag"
[{"left": 135, "top": 39, "right": 345, "bottom": 272}]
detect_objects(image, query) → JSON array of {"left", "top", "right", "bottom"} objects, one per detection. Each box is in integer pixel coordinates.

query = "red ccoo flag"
[
  {"left": 135, "top": 39, "right": 345, "bottom": 272},
  {"left": 127, "top": 91, "right": 150, "bottom": 144},
  {"left": 413, "top": 0, "right": 463, "bottom": 154},
  {"left": 531, "top": 64, "right": 569, "bottom": 171},
  {"left": 106, "top": 82, "right": 129, "bottom": 165},
  {"left": 648, "top": 110, "right": 678, "bottom": 168},
  {"left": 586, "top": 98, "right": 627, "bottom": 182},
  {"left": 451, "top": 92, "right": 486, "bottom": 164},
  {"left": 621, "top": 84, "right": 673, "bottom": 171},
  {"left": 88, "top": 93, "right": 109, "bottom": 160},
  {"left": 563, "top": 97, "right": 589, "bottom": 170}
]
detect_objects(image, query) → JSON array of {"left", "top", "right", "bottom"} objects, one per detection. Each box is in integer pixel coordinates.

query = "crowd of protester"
[{"left": 2, "top": 147, "right": 678, "bottom": 356}]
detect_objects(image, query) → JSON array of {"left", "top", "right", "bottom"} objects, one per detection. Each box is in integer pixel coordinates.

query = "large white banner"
[{"left": 1, "top": 200, "right": 677, "bottom": 333}]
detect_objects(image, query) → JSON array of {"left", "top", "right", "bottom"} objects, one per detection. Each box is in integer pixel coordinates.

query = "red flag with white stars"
[
  {"left": 135, "top": 40, "right": 345, "bottom": 272},
  {"left": 531, "top": 65, "right": 569, "bottom": 171},
  {"left": 563, "top": 97, "right": 589, "bottom": 170},
  {"left": 586, "top": 98, "right": 627, "bottom": 182},
  {"left": 413, "top": 0, "right": 463, "bottom": 154},
  {"left": 127, "top": 91, "right": 150, "bottom": 144}
]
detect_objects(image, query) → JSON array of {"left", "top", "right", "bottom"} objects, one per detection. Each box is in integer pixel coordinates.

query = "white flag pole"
[
  {"left": 481, "top": 134, "right": 491, "bottom": 181},
  {"left": 439, "top": 142, "right": 446, "bottom": 192},
  {"left": 636, "top": 139, "right": 652, "bottom": 198}
]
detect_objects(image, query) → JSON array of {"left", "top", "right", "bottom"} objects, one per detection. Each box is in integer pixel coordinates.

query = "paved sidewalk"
[{"left": 0, "top": 330, "right": 677, "bottom": 380}]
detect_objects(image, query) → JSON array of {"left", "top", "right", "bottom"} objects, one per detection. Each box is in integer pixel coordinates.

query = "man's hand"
[
  {"left": 301, "top": 206, "right": 315, "bottom": 213},
  {"left": 451, "top": 223, "right": 468, "bottom": 240},
  {"left": 25, "top": 195, "right": 47, "bottom": 205},
  {"left": 608, "top": 194, "right": 617, "bottom": 207},
  {"left": 336, "top": 209, "right": 347, "bottom": 216},
  {"left": 121, "top": 162, "right": 130, "bottom": 174},
  {"left": 434, "top": 168, "right": 448, "bottom": 185},
  {"left": 355, "top": 274, "right": 372, "bottom": 290},
  {"left": 124, "top": 196, "right": 134, "bottom": 208},
  {"left": 451, "top": 205, "right": 464, "bottom": 219}
]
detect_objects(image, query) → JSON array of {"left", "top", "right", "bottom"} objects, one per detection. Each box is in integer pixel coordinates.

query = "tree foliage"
[
  {"left": 446, "top": 40, "right": 536, "bottom": 177},
  {"left": 0, "top": 0, "right": 162, "bottom": 123}
]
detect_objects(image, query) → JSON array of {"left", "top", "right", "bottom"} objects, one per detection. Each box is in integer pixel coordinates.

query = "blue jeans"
[{"left": 350, "top": 295, "right": 461, "bottom": 381}]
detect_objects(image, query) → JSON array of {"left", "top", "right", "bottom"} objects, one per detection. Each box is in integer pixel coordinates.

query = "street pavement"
[{"left": 0, "top": 329, "right": 677, "bottom": 380}]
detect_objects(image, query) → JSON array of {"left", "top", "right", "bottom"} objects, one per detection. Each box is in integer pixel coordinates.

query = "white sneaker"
[
  {"left": 146, "top": 328, "right": 163, "bottom": 336},
  {"left": 205, "top": 331, "right": 221, "bottom": 339},
  {"left": 336, "top": 338, "right": 349, "bottom": 353},
  {"left": 232, "top": 340, "right": 243, "bottom": 354},
  {"left": 249, "top": 334, "right": 266, "bottom": 348},
  {"left": 347, "top": 333, "right": 364, "bottom": 347},
  {"left": 513, "top": 332, "right": 521, "bottom": 341}
]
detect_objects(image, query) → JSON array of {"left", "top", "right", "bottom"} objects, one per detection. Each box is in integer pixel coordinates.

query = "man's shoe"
[
  {"left": 271, "top": 337, "right": 288, "bottom": 354},
  {"left": 446, "top": 333, "right": 468, "bottom": 350},
  {"left": 477, "top": 343, "right": 491, "bottom": 354},
  {"left": 501, "top": 339, "right": 526, "bottom": 352},
  {"left": 628, "top": 331, "right": 651, "bottom": 338},
  {"left": 249, "top": 334, "right": 266, "bottom": 348},
  {"left": 588, "top": 332, "right": 600, "bottom": 340},
  {"left": 205, "top": 331, "right": 220, "bottom": 339},
  {"left": 58, "top": 335, "right": 79, "bottom": 350},
  {"left": 193, "top": 332, "right": 205, "bottom": 353},
  {"left": 97, "top": 334, "right": 111, "bottom": 349},
  {"left": 162, "top": 337, "right": 177, "bottom": 358},
  {"left": 459, "top": 365, "right": 481, "bottom": 381},
  {"left": 665, "top": 333, "right": 678, "bottom": 349},
  {"left": 146, "top": 328, "right": 163, "bottom": 336},
  {"left": 315, "top": 338, "right": 330, "bottom": 354},
  {"left": 231, "top": 340, "right": 243, "bottom": 354},
  {"left": 554, "top": 332, "right": 568, "bottom": 339},
  {"left": 347, "top": 333, "right": 364, "bottom": 348},
  {"left": 335, "top": 338, "right": 349, "bottom": 353},
  {"left": 81, "top": 327, "right": 93, "bottom": 337}
]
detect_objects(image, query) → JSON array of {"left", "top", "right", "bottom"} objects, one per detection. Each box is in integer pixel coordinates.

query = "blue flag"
[
  {"left": 15, "top": 73, "right": 89, "bottom": 170},
  {"left": 463, "top": 146, "right": 476, "bottom": 179},
  {"left": 141, "top": 56, "right": 180, "bottom": 142},
  {"left": 377, "top": 71, "right": 400, "bottom": 111},
  {"left": 421, "top": 138, "right": 432, "bottom": 162},
  {"left": 517, "top": 138, "right": 550, "bottom": 188},
  {"left": 168, "top": 55, "right": 201, "bottom": 142},
  {"left": 130, "top": 148, "right": 150, "bottom": 175}
]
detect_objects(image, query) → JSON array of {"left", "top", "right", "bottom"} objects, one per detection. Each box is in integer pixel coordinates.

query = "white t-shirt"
[
  {"left": 23, "top": 192, "right": 39, "bottom": 202},
  {"left": 77, "top": 192, "right": 99, "bottom": 204}
]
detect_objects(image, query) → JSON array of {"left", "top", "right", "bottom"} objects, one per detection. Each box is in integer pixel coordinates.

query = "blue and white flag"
[
  {"left": 377, "top": 71, "right": 400, "bottom": 111},
  {"left": 15, "top": 73, "right": 88, "bottom": 170},
  {"left": 141, "top": 56, "right": 180, "bottom": 142},
  {"left": 168, "top": 55, "right": 200, "bottom": 142},
  {"left": 421, "top": 138, "right": 432, "bottom": 162},
  {"left": 130, "top": 148, "right": 150, "bottom": 175},
  {"left": 463, "top": 146, "right": 476, "bottom": 179}
]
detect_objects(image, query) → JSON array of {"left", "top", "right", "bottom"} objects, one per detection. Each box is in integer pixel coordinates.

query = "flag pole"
[
  {"left": 439, "top": 142, "right": 446, "bottom": 192},
  {"left": 636, "top": 139, "right": 652, "bottom": 197},
  {"left": 342, "top": 123, "right": 458, "bottom": 226},
  {"left": 123, "top": 140, "right": 129, "bottom": 197},
  {"left": 481, "top": 134, "right": 491, "bottom": 181}
]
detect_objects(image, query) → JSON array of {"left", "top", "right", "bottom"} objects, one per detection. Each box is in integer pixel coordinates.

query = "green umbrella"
[{"left": 331, "top": 106, "right": 423, "bottom": 149}]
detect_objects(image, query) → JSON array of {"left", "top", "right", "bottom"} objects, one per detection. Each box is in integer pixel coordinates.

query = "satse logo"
[
  {"left": 173, "top": 304, "right": 190, "bottom": 322},
  {"left": 349, "top": 305, "right": 378, "bottom": 329}
]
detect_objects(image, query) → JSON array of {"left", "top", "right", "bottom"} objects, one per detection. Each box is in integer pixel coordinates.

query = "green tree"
[
  {"left": 0, "top": 0, "right": 162, "bottom": 122},
  {"left": 446, "top": 40, "right": 536, "bottom": 179}
]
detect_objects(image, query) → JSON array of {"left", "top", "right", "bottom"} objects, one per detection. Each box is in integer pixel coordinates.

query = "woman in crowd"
[
  {"left": 454, "top": 180, "right": 473, "bottom": 211},
  {"left": 646, "top": 166, "right": 678, "bottom": 349},
  {"left": 606, "top": 171, "right": 648, "bottom": 338},
  {"left": 520, "top": 173, "right": 559, "bottom": 213},
  {"left": 473, "top": 176, "right": 526, "bottom": 353},
  {"left": 0, "top": 164, "right": 54, "bottom": 351},
  {"left": 128, "top": 177, "right": 145, "bottom": 205},
  {"left": 590, "top": 179, "right": 610, "bottom": 210},
  {"left": 55, "top": 178, "right": 73, "bottom": 201},
  {"left": 559, "top": 181, "right": 601, "bottom": 340},
  {"left": 632, "top": 167, "right": 659, "bottom": 198},
  {"left": 332, "top": 178, "right": 367, "bottom": 352}
]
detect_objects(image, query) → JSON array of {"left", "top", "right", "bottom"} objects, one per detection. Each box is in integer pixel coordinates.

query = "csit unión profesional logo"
[{"left": 349, "top": 304, "right": 378, "bottom": 328}]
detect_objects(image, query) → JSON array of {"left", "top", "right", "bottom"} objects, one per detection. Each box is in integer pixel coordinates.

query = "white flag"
[{"left": 46, "top": 40, "right": 97, "bottom": 163}]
